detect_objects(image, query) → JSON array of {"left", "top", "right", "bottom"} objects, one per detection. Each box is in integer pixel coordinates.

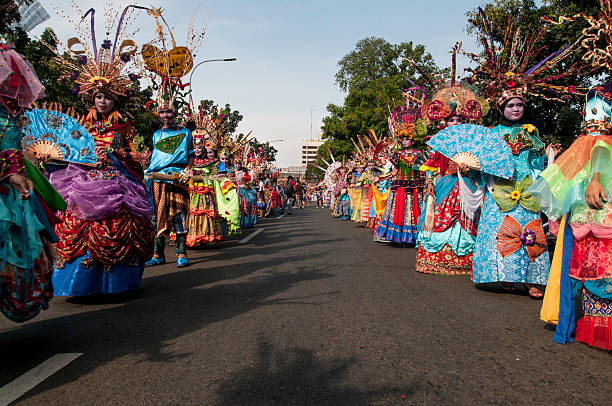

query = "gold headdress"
[
  {"left": 44, "top": 2, "right": 145, "bottom": 100},
  {"left": 389, "top": 86, "right": 428, "bottom": 141},
  {"left": 141, "top": 7, "right": 206, "bottom": 113}
]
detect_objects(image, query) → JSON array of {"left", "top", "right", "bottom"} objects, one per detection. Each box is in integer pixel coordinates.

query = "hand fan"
[
  {"left": 24, "top": 108, "right": 98, "bottom": 165},
  {"left": 450, "top": 151, "right": 481, "bottom": 170},
  {"left": 427, "top": 124, "right": 514, "bottom": 179},
  {"left": 26, "top": 140, "right": 64, "bottom": 160}
]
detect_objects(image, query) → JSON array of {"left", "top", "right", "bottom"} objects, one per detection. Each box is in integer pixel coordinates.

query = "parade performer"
[
  {"left": 142, "top": 7, "right": 206, "bottom": 267},
  {"left": 185, "top": 130, "right": 223, "bottom": 246},
  {"left": 234, "top": 152, "right": 258, "bottom": 229},
  {"left": 415, "top": 48, "right": 488, "bottom": 275},
  {"left": 333, "top": 164, "right": 351, "bottom": 220},
  {"left": 41, "top": 6, "right": 155, "bottom": 296},
  {"left": 0, "top": 44, "right": 64, "bottom": 321},
  {"left": 374, "top": 88, "right": 427, "bottom": 245},
  {"left": 531, "top": 6, "right": 612, "bottom": 349},
  {"left": 465, "top": 9, "right": 580, "bottom": 297}
]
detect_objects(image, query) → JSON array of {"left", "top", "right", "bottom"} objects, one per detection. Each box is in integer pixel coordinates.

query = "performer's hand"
[
  {"left": 178, "top": 168, "right": 190, "bottom": 184},
  {"left": 457, "top": 163, "right": 470, "bottom": 174},
  {"left": 546, "top": 143, "right": 562, "bottom": 158},
  {"left": 35, "top": 152, "right": 51, "bottom": 163},
  {"left": 426, "top": 183, "right": 435, "bottom": 196},
  {"left": 95, "top": 146, "right": 108, "bottom": 162},
  {"left": 585, "top": 179, "right": 607, "bottom": 209},
  {"left": 8, "top": 173, "right": 33, "bottom": 199}
]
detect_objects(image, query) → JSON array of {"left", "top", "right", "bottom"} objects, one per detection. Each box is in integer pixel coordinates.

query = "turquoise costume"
[{"left": 472, "top": 124, "right": 551, "bottom": 285}]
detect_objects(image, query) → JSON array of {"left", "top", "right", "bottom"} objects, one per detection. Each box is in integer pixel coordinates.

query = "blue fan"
[
  {"left": 24, "top": 109, "right": 98, "bottom": 165},
  {"left": 427, "top": 124, "right": 514, "bottom": 179}
]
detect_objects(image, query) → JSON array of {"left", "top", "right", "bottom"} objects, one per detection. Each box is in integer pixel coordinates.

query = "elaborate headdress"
[
  {"left": 420, "top": 43, "right": 490, "bottom": 128},
  {"left": 141, "top": 7, "right": 206, "bottom": 113},
  {"left": 352, "top": 129, "right": 387, "bottom": 167},
  {"left": 45, "top": 3, "right": 144, "bottom": 100},
  {"left": 465, "top": 7, "right": 588, "bottom": 107},
  {"left": 186, "top": 101, "right": 224, "bottom": 149},
  {"left": 389, "top": 86, "right": 427, "bottom": 141}
]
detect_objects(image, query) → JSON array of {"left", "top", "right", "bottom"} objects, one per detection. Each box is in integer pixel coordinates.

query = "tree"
[
  {"left": 0, "top": 0, "right": 33, "bottom": 37},
  {"left": 195, "top": 99, "right": 244, "bottom": 135},
  {"left": 321, "top": 37, "right": 443, "bottom": 153},
  {"left": 247, "top": 139, "right": 278, "bottom": 163}
]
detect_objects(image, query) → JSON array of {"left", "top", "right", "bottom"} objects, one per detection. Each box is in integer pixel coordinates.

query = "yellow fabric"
[
  {"left": 540, "top": 214, "right": 567, "bottom": 325},
  {"left": 372, "top": 184, "right": 391, "bottom": 216},
  {"left": 347, "top": 187, "right": 362, "bottom": 211}
]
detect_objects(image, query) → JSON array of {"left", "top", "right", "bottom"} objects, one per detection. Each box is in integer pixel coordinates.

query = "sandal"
[{"left": 527, "top": 286, "right": 544, "bottom": 299}]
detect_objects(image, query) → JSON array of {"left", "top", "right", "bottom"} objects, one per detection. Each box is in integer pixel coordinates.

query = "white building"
[{"left": 301, "top": 137, "right": 324, "bottom": 166}]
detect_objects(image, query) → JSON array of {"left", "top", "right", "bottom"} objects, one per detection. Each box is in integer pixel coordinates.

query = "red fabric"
[
  {"left": 411, "top": 188, "right": 420, "bottom": 225},
  {"left": 415, "top": 244, "right": 473, "bottom": 275},
  {"left": 575, "top": 315, "right": 612, "bottom": 351},
  {"left": 393, "top": 187, "right": 406, "bottom": 226},
  {"left": 55, "top": 210, "right": 154, "bottom": 266},
  {"left": 570, "top": 233, "right": 612, "bottom": 280},
  {"left": 0, "top": 149, "right": 24, "bottom": 180}
]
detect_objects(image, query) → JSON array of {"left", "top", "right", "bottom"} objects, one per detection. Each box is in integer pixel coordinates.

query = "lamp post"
[{"left": 189, "top": 58, "right": 237, "bottom": 84}]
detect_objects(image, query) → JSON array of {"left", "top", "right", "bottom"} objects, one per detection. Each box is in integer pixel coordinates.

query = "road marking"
[
  {"left": 239, "top": 228, "right": 263, "bottom": 244},
  {"left": 0, "top": 353, "right": 83, "bottom": 405},
  {"left": 277, "top": 214, "right": 285, "bottom": 219}
]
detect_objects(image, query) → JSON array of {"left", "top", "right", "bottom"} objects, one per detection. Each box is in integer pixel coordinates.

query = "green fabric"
[
  {"left": 154, "top": 133, "right": 185, "bottom": 154},
  {"left": 492, "top": 175, "right": 540, "bottom": 213},
  {"left": 214, "top": 178, "right": 240, "bottom": 232},
  {"left": 24, "top": 159, "right": 67, "bottom": 211}
]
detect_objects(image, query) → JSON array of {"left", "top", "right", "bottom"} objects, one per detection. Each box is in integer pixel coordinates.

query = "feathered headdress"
[
  {"left": 44, "top": 2, "right": 145, "bottom": 100},
  {"left": 141, "top": 7, "right": 206, "bottom": 113},
  {"left": 389, "top": 86, "right": 428, "bottom": 141},
  {"left": 464, "top": 7, "right": 588, "bottom": 107}
]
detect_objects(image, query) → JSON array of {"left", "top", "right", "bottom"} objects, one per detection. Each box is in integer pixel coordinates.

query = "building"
[
  {"left": 275, "top": 165, "right": 306, "bottom": 178},
  {"left": 12, "top": 1, "right": 50, "bottom": 32},
  {"left": 301, "top": 137, "right": 324, "bottom": 166}
]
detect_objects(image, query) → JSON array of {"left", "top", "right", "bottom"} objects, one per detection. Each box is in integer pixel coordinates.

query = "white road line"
[
  {"left": 277, "top": 214, "right": 285, "bottom": 219},
  {"left": 239, "top": 228, "right": 263, "bottom": 244},
  {"left": 0, "top": 353, "right": 83, "bottom": 405}
]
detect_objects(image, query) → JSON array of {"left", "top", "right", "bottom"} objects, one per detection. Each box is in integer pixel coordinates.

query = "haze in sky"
[{"left": 34, "top": 0, "right": 486, "bottom": 167}]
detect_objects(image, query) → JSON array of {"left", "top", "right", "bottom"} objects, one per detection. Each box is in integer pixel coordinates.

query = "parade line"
[{"left": 0, "top": 353, "right": 83, "bottom": 405}]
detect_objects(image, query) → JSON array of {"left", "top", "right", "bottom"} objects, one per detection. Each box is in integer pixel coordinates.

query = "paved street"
[{"left": 1, "top": 207, "right": 610, "bottom": 405}]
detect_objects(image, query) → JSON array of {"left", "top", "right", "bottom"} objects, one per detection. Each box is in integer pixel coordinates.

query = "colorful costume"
[
  {"left": 0, "top": 44, "right": 61, "bottom": 320},
  {"left": 375, "top": 88, "right": 427, "bottom": 244},
  {"left": 41, "top": 6, "right": 154, "bottom": 295},
  {"left": 415, "top": 72, "right": 487, "bottom": 275},
  {"left": 532, "top": 86, "right": 612, "bottom": 350}
]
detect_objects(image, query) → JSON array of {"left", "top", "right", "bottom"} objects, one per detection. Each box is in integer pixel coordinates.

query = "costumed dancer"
[
  {"left": 143, "top": 8, "right": 210, "bottom": 267},
  {"left": 43, "top": 6, "right": 154, "bottom": 296},
  {"left": 374, "top": 88, "right": 427, "bottom": 245},
  {"left": 531, "top": 6, "right": 612, "bottom": 350},
  {"left": 466, "top": 9, "right": 578, "bottom": 297},
  {"left": 333, "top": 163, "right": 351, "bottom": 220},
  {"left": 415, "top": 47, "right": 487, "bottom": 275},
  {"left": 234, "top": 149, "right": 258, "bottom": 229},
  {"left": 0, "top": 44, "right": 63, "bottom": 321}
]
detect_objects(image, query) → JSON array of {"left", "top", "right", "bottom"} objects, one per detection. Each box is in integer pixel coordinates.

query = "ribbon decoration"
[
  {"left": 496, "top": 215, "right": 547, "bottom": 261},
  {"left": 491, "top": 175, "right": 540, "bottom": 213}
]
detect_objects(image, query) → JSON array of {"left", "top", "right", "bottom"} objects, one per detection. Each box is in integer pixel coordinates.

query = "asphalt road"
[{"left": 0, "top": 206, "right": 610, "bottom": 405}]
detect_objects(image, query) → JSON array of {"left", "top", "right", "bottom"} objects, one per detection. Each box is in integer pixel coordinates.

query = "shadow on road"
[{"left": 214, "top": 336, "right": 410, "bottom": 406}]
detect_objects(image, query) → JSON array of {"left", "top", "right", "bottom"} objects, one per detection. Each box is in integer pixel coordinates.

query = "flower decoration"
[
  {"left": 522, "top": 124, "right": 536, "bottom": 133},
  {"left": 519, "top": 229, "right": 537, "bottom": 247},
  {"left": 497, "top": 216, "right": 546, "bottom": 261},
  {"left": 119, "top": 53, "right": 131, "bottom": 62},
  {"left": 101, "top": 39, "right": 112, "bottom": 49},
  {"left": 77, "top": 55, "right": 87, "bottom": 65},
  {"left": 71, "top": 84, "right": 81, "bottom": 94},
  {"left": 128, "top": 73, "right": 139, "bottom": 81},
  {"left": 509, "top": 190, "right": 522, "bottom": 201},
  {"left": 492, "top": 175, "right": 540, "bottom": 212},
  {"left": 70, "top": 70, "right": 80, "bottom": 80}
]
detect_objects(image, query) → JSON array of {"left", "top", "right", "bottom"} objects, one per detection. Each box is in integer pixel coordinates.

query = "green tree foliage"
[
  {"left": 323, "top": 37, "right": 443, "bottom": 144},
  {"left": 195, "top": 99, "right": 244, "bottom": 135},
  {"left": 465, "top": 0, "right": 603, "bottom": 147},
  {"left": 247, "top": 139, "right": 278, "bottom": 163}
]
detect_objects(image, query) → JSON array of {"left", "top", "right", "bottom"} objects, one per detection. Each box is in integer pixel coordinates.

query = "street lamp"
[
  {"left": 266, "top": 139, "right": 284, "bottom": 143},
  {"left": 188, "top": 58, "right": 237, "bottom": 85}
]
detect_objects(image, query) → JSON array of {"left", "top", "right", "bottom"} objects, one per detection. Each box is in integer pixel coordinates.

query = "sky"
[{"left": 33, "top": 0, "right": 488, "bottom": 167}]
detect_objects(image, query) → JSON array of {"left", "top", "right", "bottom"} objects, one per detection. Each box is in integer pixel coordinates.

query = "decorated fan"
[
  {"left": 427, "top": 124, "right": 514, "bottom": 179},
  {"left": 24, "top": 108, "right": 98, "bottom": 165},
  {"left": 450, "top": 151, "right": 481, "bottom": 170}
]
